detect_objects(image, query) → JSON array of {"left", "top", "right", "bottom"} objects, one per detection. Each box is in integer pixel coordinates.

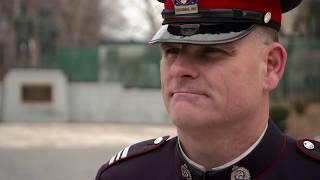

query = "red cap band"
[{"left": 164, "top": 0, "right": 282, "bottom": 25}]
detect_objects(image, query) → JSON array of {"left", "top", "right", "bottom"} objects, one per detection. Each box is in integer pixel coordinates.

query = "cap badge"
[
  {"left": 180, "top": 0, "right": 188, "bottom": 4},
  {"left": 181, "top": 163, "right": 192, "bottom": 180},
  {"left": 231, "top": 166, "right": 251, "bottom": 180},
  {"left": 172, "top": 0, "right": 198, "bottom": 15}
]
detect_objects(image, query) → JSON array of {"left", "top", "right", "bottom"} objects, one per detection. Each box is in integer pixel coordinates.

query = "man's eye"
[{"left": 162, "top": 48, "right": 180, "bottom": 60}]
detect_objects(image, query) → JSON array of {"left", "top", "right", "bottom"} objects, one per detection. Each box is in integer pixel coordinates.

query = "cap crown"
[
  {"left": 150, "top": 0, "right": 303, "bottom": 45},
  {"left": 159, "top": 0, "right": 302, "bottom": 30}
]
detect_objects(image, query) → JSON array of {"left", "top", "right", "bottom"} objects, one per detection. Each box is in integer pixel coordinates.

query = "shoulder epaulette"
[
  {"left": 296, "top": 138, "right": 320, "bottom": 161},
  {"left": 96, "top": 136, "right": 170, "bottom": 178}
]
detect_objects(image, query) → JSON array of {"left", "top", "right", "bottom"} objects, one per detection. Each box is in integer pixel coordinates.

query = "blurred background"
[{"left": 0, "top": 0, "right": 319, "bottom": 179}]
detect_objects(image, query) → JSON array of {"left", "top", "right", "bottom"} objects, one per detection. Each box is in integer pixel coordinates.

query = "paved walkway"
[
  {"left": 0, "top": 122, "right": 176, "bottom": 180},
  {"left": 1, "top": 122, "right": 319, "bottom": 180},
  {"left": 0, "top": 122, "right": 176, "bottom": 148}
]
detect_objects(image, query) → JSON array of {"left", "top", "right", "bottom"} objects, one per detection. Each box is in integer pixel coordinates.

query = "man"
[{"left": 96, "top": 0, "right": 320, "bottom": 179}]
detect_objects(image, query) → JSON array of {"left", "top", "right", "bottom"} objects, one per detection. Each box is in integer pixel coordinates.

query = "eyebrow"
[
  {"left": 160, "top": 42, "right": 237, "bottom": 56},
  {"left": 160, "top": 43, "right": 181, "bottom": 50},
  {"left": 208, "top": 43, "right": 235, "bottom": 50},
  {"left": 202, "top": 43, "right": 237, "bottom": 56}
]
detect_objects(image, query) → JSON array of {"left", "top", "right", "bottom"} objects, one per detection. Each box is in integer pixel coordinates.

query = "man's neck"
[{"left": 177, "top": 116, "right": 268, "bottom": 170}]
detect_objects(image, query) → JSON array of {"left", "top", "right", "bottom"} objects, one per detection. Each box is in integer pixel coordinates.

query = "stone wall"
[
  {"left": 69, "top": 83, "right": 169, "bottom": 124},
  {"left": 1, "top": 69, "right": 169, "bottom": 124}
]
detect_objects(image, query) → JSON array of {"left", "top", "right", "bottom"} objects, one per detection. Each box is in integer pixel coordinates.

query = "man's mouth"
[{"left": 170, "top": 90, "right": 209, "bottom": 97}]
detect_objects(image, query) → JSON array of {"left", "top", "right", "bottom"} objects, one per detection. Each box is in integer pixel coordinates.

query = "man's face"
[{"left": 160, "top": 33, "right": 267, "bottom": 130}]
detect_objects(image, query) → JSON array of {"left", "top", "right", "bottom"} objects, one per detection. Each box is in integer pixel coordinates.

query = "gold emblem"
[
  {"left": 181, "top": 163, "right": 192, "bottom": 180},
  {"left": 173, "top": 0, "right": 198, "bottom": 15},
  {"left": 180, "top": 0, "right": 188, "bottom": 4},
  {"left": 230, "top": 166, "right": 251, "bottom": 180}
]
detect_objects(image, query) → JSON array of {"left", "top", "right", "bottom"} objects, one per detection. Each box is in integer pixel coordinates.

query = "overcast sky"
[{"left": 112, "top": 0, "right": 163, "bottom": 40}]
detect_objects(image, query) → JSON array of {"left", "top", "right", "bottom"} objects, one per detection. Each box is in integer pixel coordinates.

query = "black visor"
[{"left": 149, "top": 23, "right": 255, "bottom": 45}]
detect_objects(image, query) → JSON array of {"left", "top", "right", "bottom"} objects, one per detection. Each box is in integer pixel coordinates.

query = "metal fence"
[
  {"left": 42, "top": 46, "right": 99, "bottom": 82},
  {"left": 26, "top": 39, "right": 320, "bottom": 101},
  {"left": 98, "top": 43, "right": 161, "bottom": 89}
]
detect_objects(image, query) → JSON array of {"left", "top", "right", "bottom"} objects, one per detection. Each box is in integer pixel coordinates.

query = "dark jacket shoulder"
[
  {"left": 95, "top": 136, "right": 178, "bottom": 180},
  {"left": 261, "top": 136, "right": 320, "bottom": 180},
  {"left": 296, "top": 138, "right": 320, "bottom": 161}
]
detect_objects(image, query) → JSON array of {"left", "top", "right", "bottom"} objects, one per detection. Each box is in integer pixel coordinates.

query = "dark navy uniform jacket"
[{"left": 96, "top": 121, "right": 320, "bottom": 180}]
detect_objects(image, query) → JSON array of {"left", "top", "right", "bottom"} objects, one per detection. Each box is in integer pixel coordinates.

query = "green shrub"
[{"left": 293, "top": 99, "right": 308, "bottom": 115}]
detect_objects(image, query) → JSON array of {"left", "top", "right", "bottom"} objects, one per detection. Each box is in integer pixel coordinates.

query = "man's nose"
[{"left": 169, "top": 55, "right": 199, "bottom": 79}]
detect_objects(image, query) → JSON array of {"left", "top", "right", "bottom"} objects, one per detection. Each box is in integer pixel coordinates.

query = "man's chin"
[
  {"left": 169, "top": 105, "right": 199, "bottom": 120},
  {"left": 169, "top": 110, "right": 226, "bottom": 130},
  {"left": 170, "top": 112, "right": 210, "bottom": 128},
  {"left": 169, "top": 100, "right": 204, "bottom": 113}
]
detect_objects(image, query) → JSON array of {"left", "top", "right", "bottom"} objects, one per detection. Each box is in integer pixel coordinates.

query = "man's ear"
[{"left": 263, "top": 43, "right": 287, "bottom": 91}]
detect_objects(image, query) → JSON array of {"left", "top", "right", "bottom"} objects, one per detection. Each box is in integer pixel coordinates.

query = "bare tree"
[
  {"left": 0, "top": 0, "right": 130, "bottom": 76},
  {"left": 0, "top": 0, "right": 18, "bottom": 74},
  {"left": 141, "top": 1, "right": 163, "bottom": 39},
  {"left": 1, "top": 0, "right": 129, "bottom": 45},
  {"left": 123, "top": 1, "right": 162, "bottom": 40},
  {"left": 286, "top": 0, "right": 320, "bottom": 39},
  {"left": 100, "top": 0, "right": 127, "bottom": 38},
  {"left": 48, "top": 0, "right": 102, "bottom": 46},
  {"left": 142, "top": 0, "right": 160, "bottom": 38}
]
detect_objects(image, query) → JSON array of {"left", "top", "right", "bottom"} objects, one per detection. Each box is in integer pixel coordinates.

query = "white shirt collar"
[{"left": 178, "top": 122, "right": 269, "bottom": 172}]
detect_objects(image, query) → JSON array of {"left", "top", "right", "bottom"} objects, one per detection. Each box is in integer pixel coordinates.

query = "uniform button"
[
  {"left": 303, "top": 141, "right": 315, "bottom": 150},
  {"left": 264, "top": 12, "right": 272, "bottom": 23},
  {"left": 154, "top": 137, "right": 163, "bottom": 145}
]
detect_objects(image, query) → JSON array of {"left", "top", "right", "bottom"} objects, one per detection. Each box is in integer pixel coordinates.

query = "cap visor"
[{"left": 149, "top": 24, "right": 255, "bottom": 45}]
